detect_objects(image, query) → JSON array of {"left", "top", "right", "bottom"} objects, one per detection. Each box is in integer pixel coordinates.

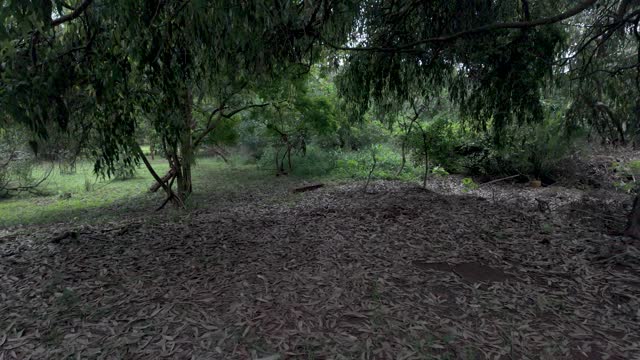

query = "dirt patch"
[
  {"left": 0, "top": 180, "right": 639, "bottom": 359},
  {"left": 452, "top": 262, "right": 515, "bottom": 283}
]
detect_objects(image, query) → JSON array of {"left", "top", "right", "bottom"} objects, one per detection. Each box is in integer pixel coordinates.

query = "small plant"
[
  {"left": 612, "top": 160, "right": 640, "bottom": 193},
  {"left": 59, "top": 161, "right": 77, "bottom": 175},
  {"left": 461, "top": 177, "right": 478, "bottom": 192},
  {"left": 363, "top": 145, "right": 379, "bottom": 192},
  {"left": 84, "top": 177, "right": 94, "bottom": 192},
  {"left": 58, "top": 191, "right": 72, "bottom": 199},
  {"left": 113, "top": 162, "right": 137, "bottom": 181},
  {"left": 431, "top": 165, "right": 449, "bottom": 176},
  {"left": 614, "top": 180, "right": 636, "bottom": 193}
]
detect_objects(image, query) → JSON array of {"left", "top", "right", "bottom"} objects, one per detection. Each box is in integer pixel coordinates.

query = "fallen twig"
[
  {"left": 480, "top": 174, "right": 521, "bottom": 187},
  {"left": 291, "top": 184, "right": 324, "bottom": 193}
]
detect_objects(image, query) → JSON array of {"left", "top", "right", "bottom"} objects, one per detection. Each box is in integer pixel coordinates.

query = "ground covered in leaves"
[{"left": 1, "top": 178, "right": 639, "bottom": 359}]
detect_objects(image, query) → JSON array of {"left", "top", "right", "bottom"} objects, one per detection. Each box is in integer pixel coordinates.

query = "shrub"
[
  {"left": 112, "top": 160, "right": 138, "bottom": 181},
  {"left": 461, "top": 177, "right": 479, "bottom": 192},
  {"left": 257, "top": 145, "right": 338, "bottom": 177},
  {"left": 407, "top": 117, "right": 464, "bottom": 173},
  {"left": 334, "top": 144, "right": 420, "bottom": 180},
  {"left": 457, "top": 119, "right": 577, "bottom": 180},
  {"left": 0, "top": 156, "right": 39, "bottom": 198},
  {"left": 256, "top": 143, "right": 424, "bottom": 181},
  {"left": 84, "top": 177, "right": 95, "bottom": 192},
  {"left": 431, "top": 165, "right": 449, "bottom": 176},
  {"left": 612, "top": 160, "right": 640, "bottom": 193}
]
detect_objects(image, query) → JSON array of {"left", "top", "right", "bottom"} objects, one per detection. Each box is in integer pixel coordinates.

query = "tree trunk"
[
  {"left": 149, "top": 141, "right": 155, "bottom": 160},
  {"left": 396, "top": 140, "right": 406, "bottom": 176},
  {"left": 396, "top": 118, "right": 416, "bottom": 177},
  {"left": 176, "top": 87, "right": 194, "bottom": 200},
  {"left": 149, "top": 167, "right": 176, "bottom": 193},
  {"left": 625, "top": 195, "right": 640, "bottom": 239},
  {"left": 138, "top": 144, "right": 184, "bottom": 209},
  {"left": 363, "top": 149, "right": 377, "bottom": 193},
  {"left": 421, "top": 130, "right": 429, "bottom": 188}
]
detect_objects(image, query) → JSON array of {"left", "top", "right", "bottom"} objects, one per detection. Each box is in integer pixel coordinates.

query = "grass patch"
[
  {"left": 0, "top": 157, "right": 235, "bottom": 227},
  {"left": 1, "top": 149, "right": 413, "bottom": 228}
]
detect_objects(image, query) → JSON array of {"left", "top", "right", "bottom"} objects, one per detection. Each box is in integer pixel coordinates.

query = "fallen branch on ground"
[
  {"left": 291, "top": 184, "right": 324, "bottom": 193},
  {"left": 480, "top": 174, "right": 521, "bottom": 187}
]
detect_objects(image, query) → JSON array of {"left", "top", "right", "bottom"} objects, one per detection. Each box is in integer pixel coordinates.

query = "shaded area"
[{"left": 0, "top": 181, "right": 638, "bottom": 359}]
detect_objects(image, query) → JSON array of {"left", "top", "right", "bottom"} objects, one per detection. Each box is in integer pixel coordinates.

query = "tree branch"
[
  {"left": 325, "top": 0, "right": 598, "bottom": 52},
  {"left": 192, "top": 108, "right": 223, "bottom": 148},
  {"left": 221, "top": 102, "right": 270, "bottom": 118},
  {"left": 4, "top": 164, "right": 53, "bottom": 193},
  {"left": 192, "top": 102, "right": 271, "bottom": 148},
  {"left": 51, "top": 0, "right": 94, "bottom": 27}
]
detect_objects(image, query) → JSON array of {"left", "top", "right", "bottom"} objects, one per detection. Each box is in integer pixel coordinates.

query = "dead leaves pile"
[{"left": 0, "top": 180, "right": 639, "bottom": 359}]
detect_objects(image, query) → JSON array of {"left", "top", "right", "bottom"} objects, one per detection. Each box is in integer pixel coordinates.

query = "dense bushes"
[
  {"left": 255, "top": 143, "right": 422, "bottom": 180},
  {"left": 406, "top": 117, "right": 464, "bottom": 174},
  {"left": 454, "top": 120, "right": 577, "bottom": 180},
  {"left": 250, "top": 112, "right": 579, "bottom": 183},
  {"left": 197, "top": 88, "right": 582, "bottom": 184},
  {"left": 257, "top": 145, "right": 337, "bottom": 177},
  {"left": 334, "top": 145, "right": 421, "bottom": 180}
]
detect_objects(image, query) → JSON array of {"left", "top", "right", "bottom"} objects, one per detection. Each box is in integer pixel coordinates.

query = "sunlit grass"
[
  {"left": 0, "top": 151, "right": 374, "bottom": 228},
  {"left": 0, "top": 157, "right": 234, "bottom": 228}
]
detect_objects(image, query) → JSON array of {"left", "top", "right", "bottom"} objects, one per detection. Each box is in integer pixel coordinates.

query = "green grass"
[
  {"left": 0, "top": 157, "right": 234, "bottom": 228},
  {"left": 0, "top": 147, "right": 419, "bottom": 228}
]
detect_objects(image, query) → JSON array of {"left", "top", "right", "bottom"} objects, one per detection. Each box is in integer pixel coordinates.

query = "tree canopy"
[{"left": 1, "top": 0, "right": 639, "bottom": 199}]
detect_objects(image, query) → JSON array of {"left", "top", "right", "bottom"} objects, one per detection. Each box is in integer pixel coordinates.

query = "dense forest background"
[{"left": 0, "top": 0, "right": 638, "bottom": 201}]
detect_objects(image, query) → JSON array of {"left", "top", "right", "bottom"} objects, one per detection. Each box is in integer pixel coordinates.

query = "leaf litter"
[{"left": 0, "top": 179, "right": 639, "bottom": 359}]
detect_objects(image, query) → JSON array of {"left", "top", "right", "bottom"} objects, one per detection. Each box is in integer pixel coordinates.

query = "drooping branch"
[
  {"left": 51, "top": 0, "right": 94, "bottom": 27},
  {"left": 221, "top": 102, "right": 271, "bottom": 119},
  {"left": 192, "top": 107, "right": 223, "bottom": 148},
  {"left": 324, "top": 0, "right": 599, "bottom": 52},
  {"left": 617, "top": 0, "right": 635, "bottom": 20},
  {"left": 192, "top": 102, "right": 270, "bottom": 149},
  {"left": 3, "top": 163, "right": 53, "bottom": 195},
  {"left": 566, "top": 9, "right": 640, "bottom": 77}
]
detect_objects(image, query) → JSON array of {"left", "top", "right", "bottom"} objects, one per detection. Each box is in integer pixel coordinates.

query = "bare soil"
[{"left": 1, "top": 179, "right": 639, "bottom": 359}]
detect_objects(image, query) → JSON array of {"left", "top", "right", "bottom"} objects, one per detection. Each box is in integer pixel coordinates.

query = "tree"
[
  {"left": 249, "top": 71, "right": 339, "bottom": 174},
  {"left": 327, "top": 0, "right": 640, "bottom": 237},
  {"left": 4, "top": 0, "right": 640, "bottom": 225},
  {"left": 562, "top": 1, "right": 640, "bottom": 145},
  {"left": 0, "top": 0, "right": 357, "bottom": 204},
  {"left": 558, "top": 0, "right": 640, "bottom": 237},
  {"left": 333, "top": 0, "right": 575, "bottom": 141}
]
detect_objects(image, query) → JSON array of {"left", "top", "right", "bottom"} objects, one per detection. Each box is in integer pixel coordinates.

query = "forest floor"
[{"left": 1, "top": 169, "right": 639, "bottom": 359}]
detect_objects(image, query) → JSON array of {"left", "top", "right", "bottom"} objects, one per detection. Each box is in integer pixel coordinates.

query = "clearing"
[{"left": 0, "top": 171, "right": 639, "bottom": 359}]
